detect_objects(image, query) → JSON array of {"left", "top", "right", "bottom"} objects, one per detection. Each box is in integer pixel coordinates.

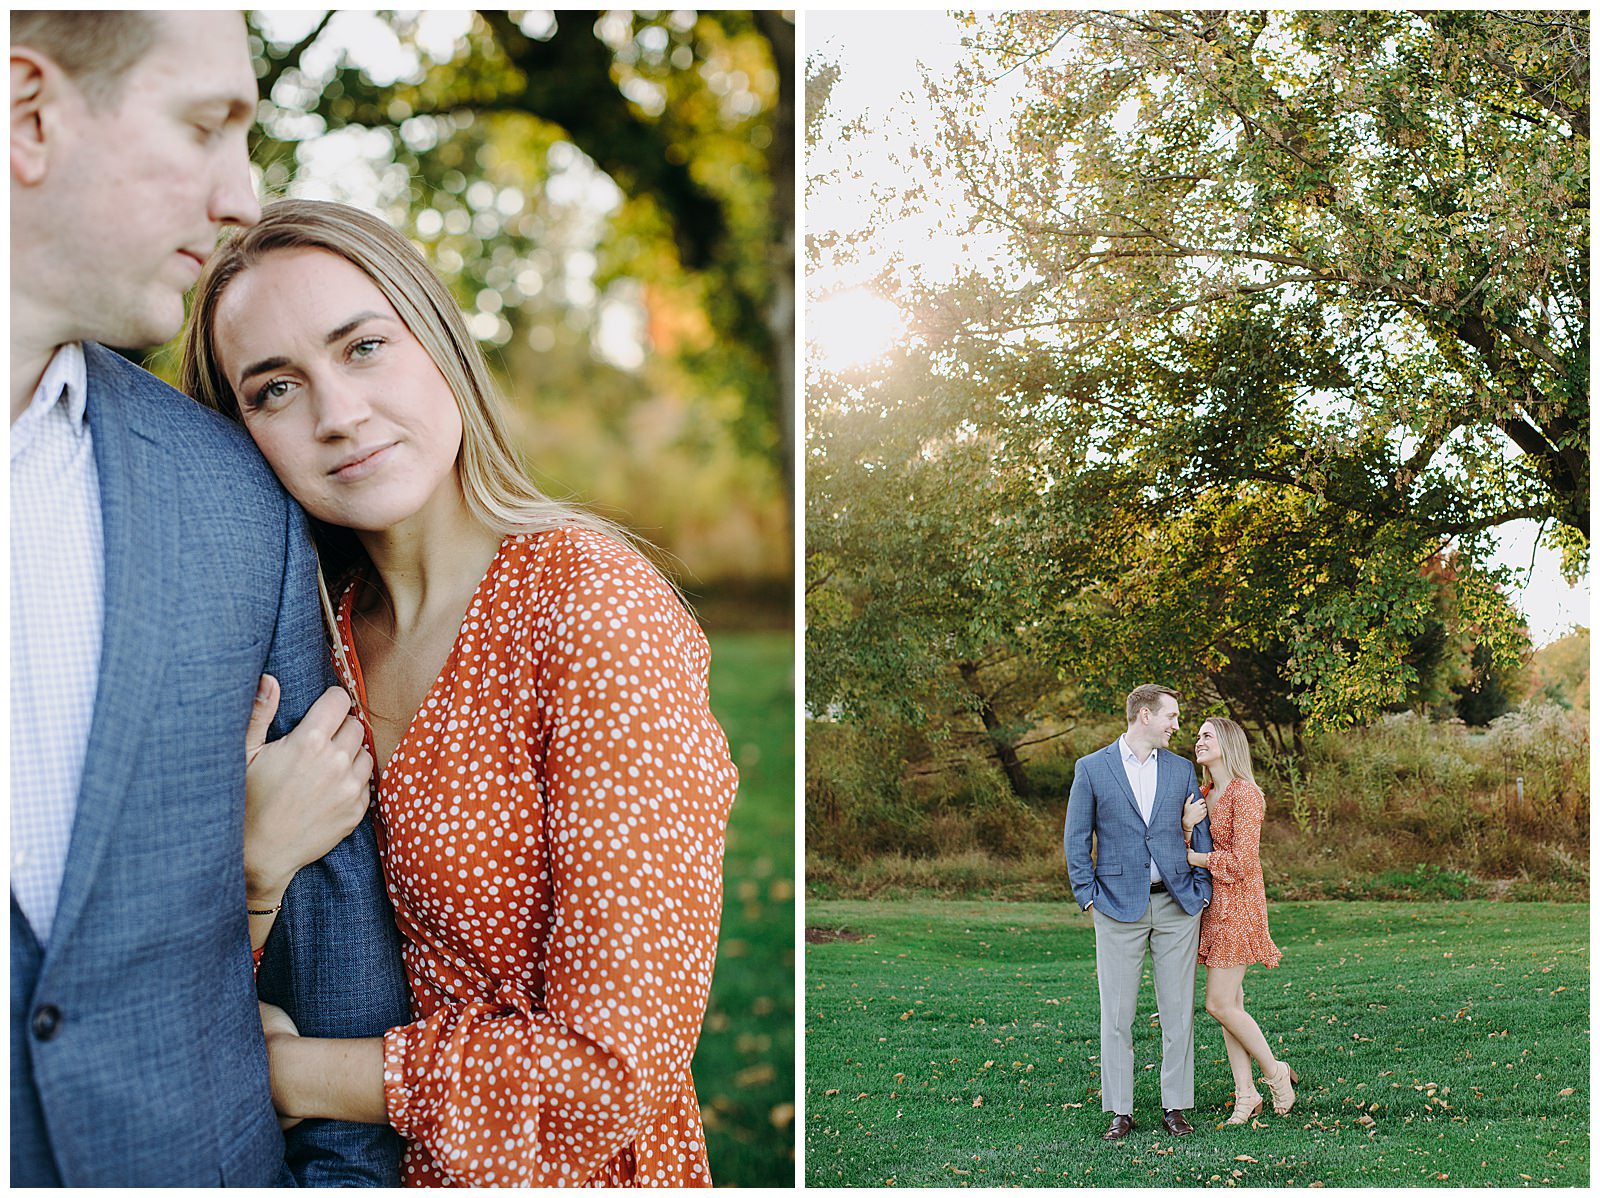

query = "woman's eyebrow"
[
  {"left": 237, "top": 311, "right": 391, "bottom": 383},
  {"left": 324, "top": 310, "right": 388, "bottom": 344}
]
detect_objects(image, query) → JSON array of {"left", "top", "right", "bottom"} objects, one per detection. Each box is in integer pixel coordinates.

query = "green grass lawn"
[
  {"left": 697, "top": 630, "right": 796, "bottom": 1185},
  {"left": 806, "top": 899, "right": 1587, "bottom": 1187}
]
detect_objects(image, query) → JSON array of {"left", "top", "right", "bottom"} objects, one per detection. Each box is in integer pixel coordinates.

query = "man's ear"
[{"left": 12, "top": 47, "right": 58, "bottom": 187}]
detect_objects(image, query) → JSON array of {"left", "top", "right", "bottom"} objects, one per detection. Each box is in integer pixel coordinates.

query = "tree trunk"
[{"left": 956, "top": 661, "right": 1034, "bottom": 799}]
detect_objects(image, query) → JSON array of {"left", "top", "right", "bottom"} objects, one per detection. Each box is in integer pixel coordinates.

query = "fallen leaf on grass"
[
  {"left": 1558, "top": 1088, "right": 1575, "bottom": 1097},
  {"left": 824, "top": 1089, "right": 839, "bottom": 1096},
  {"left": 972, "top": 1096, "right": 983, "bottom": 1107},
  {"left": 1234, "top": 1155, "right": 1257, "bottom": 1163}
]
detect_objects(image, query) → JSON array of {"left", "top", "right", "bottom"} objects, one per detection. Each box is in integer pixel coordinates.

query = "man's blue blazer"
[
  {"left": 10, "top": 343, "right": 411, "bottom": 1186},
  {"left": 1063, "top": 740, "right": 1214, "bottom": 920}
]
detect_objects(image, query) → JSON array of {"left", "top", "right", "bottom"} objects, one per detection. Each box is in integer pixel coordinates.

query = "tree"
[
  {"left": 931, "top": 10, "right": 1587, "bottom": 565},
  {"left": 806, "top": 345, "right": 1073, "bottom": 798}
]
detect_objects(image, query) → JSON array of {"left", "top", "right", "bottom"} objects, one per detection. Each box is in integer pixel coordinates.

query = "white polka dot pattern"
[{"left": 337, "top": 528, "right": 738, "bottom": 1187}]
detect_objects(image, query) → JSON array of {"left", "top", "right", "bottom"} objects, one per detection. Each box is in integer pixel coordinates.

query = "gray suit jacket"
[
  {"left": 10, "top": 343, "right": 410, "bottom": 1186},
  {"left": 1063, "top": 740, "right": 1214, "bottom": 920}
]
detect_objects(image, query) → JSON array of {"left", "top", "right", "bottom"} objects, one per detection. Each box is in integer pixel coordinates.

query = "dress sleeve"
[
  {"left": 380, "top": 533, "right": 738, "bottom": 1187},
  {"left": 1205, "top": 781, "right": 1264, "bottom": 884}
]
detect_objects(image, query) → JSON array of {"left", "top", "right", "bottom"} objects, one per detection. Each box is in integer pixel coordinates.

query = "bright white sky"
[{"left": 807, "top": 10, "right": 1589, "bottom": 646}]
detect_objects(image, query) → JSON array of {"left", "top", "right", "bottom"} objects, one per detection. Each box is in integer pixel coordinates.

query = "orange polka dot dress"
[
  {"left": 1195, "top": 779, "right": 1282, "bottom": 970},
  {"left": 334, "top": 528, "right": 738, "bottom": 1187}
]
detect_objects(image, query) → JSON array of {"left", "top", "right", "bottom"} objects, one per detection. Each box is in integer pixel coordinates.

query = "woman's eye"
[
  {"left": 349, "top": 337, "right": 385, "bottom": 360},
  {"left": 247, "top": 378, "right": 294, "bottom": 409}
]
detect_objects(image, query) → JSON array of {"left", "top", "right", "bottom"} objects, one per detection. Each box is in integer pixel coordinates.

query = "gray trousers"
[{"left": 1092, "top": 891, "right": 1201, "bottom": 1113}]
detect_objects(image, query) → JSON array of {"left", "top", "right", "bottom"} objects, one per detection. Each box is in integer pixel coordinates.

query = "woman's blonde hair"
[
  {"left": 178, "top": 199, "right": 643, "bottom": 681},
  {"left": 1200, "top": 715, "right": 1258, "bottom": 790}
]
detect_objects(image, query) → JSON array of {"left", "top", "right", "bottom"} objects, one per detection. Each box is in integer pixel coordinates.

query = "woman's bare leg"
[
  {"left": 1204, "top": 963, "right": 1279, "bottom": 1077},
  {"left": 1220, "top": 1023, "right": 1256, "bottom": 1102}
]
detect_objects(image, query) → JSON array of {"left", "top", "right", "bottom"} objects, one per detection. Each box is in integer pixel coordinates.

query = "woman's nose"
[{"left": 313, "top": 380, "right": 372, "bottom": 438}]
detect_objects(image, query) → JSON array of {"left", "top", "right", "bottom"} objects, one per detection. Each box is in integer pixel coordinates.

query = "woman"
[
  {"left": 1180, "top": 716, "right": 1295, "bottom": 1124},
  {"left": 179, "top": 198, "right": 738, "bottom": 1186}
]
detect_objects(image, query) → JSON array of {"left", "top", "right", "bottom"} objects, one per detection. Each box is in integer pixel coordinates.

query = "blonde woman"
[
  {"left": 179, "top": 199, "right": 737, "bottom": 1186},
  {"left": 1181, "top": 716, "right": 1295, "bottom": 1123}
]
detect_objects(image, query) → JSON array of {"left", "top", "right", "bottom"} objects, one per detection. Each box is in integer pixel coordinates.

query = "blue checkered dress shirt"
[{"left": 11, "top": 342, "right": 103, "bottom": 944}]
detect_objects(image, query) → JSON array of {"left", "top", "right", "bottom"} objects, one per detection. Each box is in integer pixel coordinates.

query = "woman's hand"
[
  {"left": 1187, "top": 848, "right": 1210, "bottom": 868},
  {"left": 259, "top": 1001, "right": 304, "bottom": 1129},
  {"left": 1182, "top": 792, "right": 1207, "bottom": 833},
  {"left": 244, "top": 678, "right": 373, "bottom": 907}
]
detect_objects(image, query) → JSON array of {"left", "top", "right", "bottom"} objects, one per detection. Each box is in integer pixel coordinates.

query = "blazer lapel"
[
  {"left": 1152, "top": 750, "right": 1190, "bottom": 823},
  {"left": 47, "top": 355, "right": 176, "bottom": 955},
  {"left": 1103, "top": 741, "right": 1141, "bottom": 816}
]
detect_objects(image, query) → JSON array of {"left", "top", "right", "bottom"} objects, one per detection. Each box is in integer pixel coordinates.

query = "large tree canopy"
[
  {"left": 930, "top": 9, "right": 1587, "bottom": 559},
  {"left": 805, "top": 12, "right": 1567, "bottom": 751}
]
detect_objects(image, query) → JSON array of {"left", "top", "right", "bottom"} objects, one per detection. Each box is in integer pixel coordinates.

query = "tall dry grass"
[{"left": 806, "top": 703, "right": 1589, "bottom": 901}]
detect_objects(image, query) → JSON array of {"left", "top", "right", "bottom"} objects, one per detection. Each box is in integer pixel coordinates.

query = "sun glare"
[{"left": 808, "top": 289, "right": 907, "bottom": 373}]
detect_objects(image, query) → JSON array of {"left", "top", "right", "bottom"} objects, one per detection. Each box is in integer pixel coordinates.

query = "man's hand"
[
  {"left": 244, "top": 680, "right": 373, "bottom": 906},
  {"left": 1181, "top": 792, "right": 1207, "bottom": 833}
]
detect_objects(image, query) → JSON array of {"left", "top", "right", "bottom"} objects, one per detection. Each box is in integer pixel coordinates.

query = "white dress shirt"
[
  {"left": 1118, "top": 734, "right": 1162, "bottom": 883},
  {"left": 11, "top": 342, "right": 104, "bottom": 945}
]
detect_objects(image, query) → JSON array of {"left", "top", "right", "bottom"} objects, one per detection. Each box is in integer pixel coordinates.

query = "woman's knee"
[{"left": 1205, "top": 991, "right": 1239, "bottom": 1022}]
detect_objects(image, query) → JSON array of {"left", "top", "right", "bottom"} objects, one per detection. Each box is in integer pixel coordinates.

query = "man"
[
  {"left": 10, "top": 12, "right": 409, "bottom": 1185},
  {"left": 1064, "top": 684, "right": 1213, "bottom": 1141}
]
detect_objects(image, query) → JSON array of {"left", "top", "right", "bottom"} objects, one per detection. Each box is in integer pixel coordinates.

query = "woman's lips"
[{"left": 331, "top": 443, "right": 394, "bottom": 482}]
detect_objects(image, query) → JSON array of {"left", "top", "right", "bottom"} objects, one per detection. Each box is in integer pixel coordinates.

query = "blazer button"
[{"left": 31, "top": 1004, "right": 61, "bottom": 1041}]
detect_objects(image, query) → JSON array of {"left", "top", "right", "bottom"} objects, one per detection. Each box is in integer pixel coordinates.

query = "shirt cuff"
[{"left": 383, "top": 1023, "right": 417, "bottom": 1140}]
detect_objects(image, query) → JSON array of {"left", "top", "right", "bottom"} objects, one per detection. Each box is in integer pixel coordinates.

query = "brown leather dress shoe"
[
  {"left": 1102, "top": 1113, "right": 1136, "bottom": 1141},
  {"left": 1161, "top": 1108, "right": 1196, "bottom": 1136}
]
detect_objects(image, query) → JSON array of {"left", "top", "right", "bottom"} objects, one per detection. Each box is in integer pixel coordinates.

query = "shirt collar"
[
  {"left": 26, "top": 342, "right": 89, "bottom": 434},
  {"left": 1119, "top": 735, "right": 1155, "bottom": 767}
]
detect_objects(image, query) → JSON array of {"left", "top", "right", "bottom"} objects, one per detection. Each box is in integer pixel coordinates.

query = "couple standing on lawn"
[{"left": 1064, "top": 683, "right": 1296, "bottom": 1139}]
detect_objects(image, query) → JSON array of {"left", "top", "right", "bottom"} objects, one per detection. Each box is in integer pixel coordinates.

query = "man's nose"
[{"left": 211, "top": 136, "right": 262, "bottom": 229}]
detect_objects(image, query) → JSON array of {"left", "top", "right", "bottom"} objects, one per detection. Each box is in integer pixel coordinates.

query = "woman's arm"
[
  {"left": 260, "top": 1002, "right": 387, "bottom": 1124},
  {"left": 377, "top": 535, "right": 737, "bottom": 1186},
  {"left": 1200, "top": 782, "right": 1265, "bottom": 883}
]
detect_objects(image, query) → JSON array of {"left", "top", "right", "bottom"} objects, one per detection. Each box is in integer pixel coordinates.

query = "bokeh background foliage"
[
  {"left": 158, "top": 9, "right": 796, "bottom": 605},
  {"left": 155, "top": 11, "right": 797, "bottom": 1184}
]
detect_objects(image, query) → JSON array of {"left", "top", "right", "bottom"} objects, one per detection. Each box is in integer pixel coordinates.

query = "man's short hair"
[
  {"left": 11, "top": 12, "right": 160, "bottom": 108},
  {"left": 1126, "top": 683, "right": 1179, "bottom": 724}
]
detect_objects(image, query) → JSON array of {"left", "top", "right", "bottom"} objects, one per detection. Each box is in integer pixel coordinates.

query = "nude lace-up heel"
[
  {"left": 1263, "top": 1061, "right": 1299, "bottom": 1115},
  {"left": 1225, "top": 1090, "right": 1263, "bottom": 1125}
]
